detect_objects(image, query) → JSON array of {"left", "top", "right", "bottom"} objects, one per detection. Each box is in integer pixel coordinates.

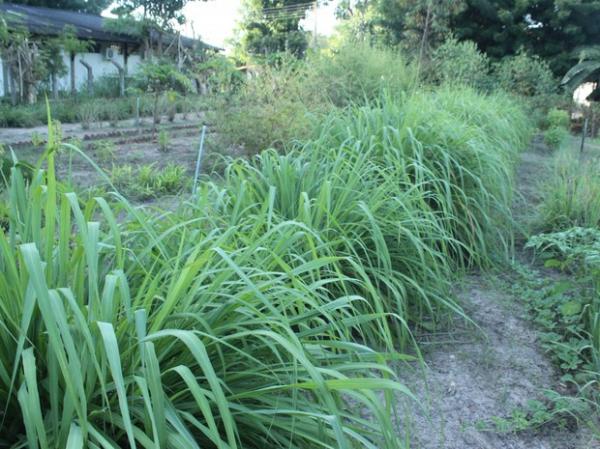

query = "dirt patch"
[
  {"left": 391, "top": 140, "right": 599, "bottom": 448},
  {"left": 394, "top": 276, "right": 596, "bottom": 448}
]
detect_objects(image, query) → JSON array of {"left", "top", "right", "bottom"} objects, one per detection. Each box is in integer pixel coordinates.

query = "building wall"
[
  {"left": 0, "top": 58, "right": 4, "bottom": 97},
  {"left": 56, "top": 49, "right": 144, "bottom": 91},
  {"left": 0, "top": 46, "right": 144, "bottom": 97}
]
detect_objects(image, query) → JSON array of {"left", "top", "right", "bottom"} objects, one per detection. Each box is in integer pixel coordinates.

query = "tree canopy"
[
  {"left": 238, "top": 0, "right": 310, "bottom": 58},
  {"left": 7, "top": 0, "right": 111, "bottom": 14},
  {"left": 450, "top": 0, "right": 600, "bottom": 76},
  {"left": 335, "top": 0, "right": 600, "bottom": 76}
]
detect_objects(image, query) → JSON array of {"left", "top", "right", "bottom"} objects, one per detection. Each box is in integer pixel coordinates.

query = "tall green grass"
[
  {"left": 0, "top": 122, "right": 409, "bottom": 448},
  {"left": 0, "top": 86, "right": 532, "bottom": 447},
  {"left": 538, "top": 150, "right": 600, "bottom": 231},
  {"left": 194, "top": 88, "right": 532, "bottom": 346}
]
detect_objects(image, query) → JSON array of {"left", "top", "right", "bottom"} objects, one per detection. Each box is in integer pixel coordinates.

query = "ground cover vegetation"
[{"left": 4, "top": 0, "right": 600, "bottom": 447}]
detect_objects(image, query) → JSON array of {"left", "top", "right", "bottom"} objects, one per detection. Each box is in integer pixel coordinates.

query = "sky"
[{"left": 180, "top": 0, "right": 340, "bottom": 50}]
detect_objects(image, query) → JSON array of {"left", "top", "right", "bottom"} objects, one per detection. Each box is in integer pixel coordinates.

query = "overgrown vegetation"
[
  {"left": 538, "top": 151, "right": 600, "bottom": 231},
  {"left": 0, "top": 46, "right": 535, "bottom": 446}
]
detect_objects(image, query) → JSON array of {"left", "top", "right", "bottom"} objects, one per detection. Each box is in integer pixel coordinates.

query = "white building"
[{"left": 0, "top": 3, "right": 215, "bottom": 99}]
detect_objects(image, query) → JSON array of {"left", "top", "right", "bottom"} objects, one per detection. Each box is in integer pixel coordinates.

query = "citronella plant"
[{"left": 0, "top": 108, "right": 412, "bottom": 448}]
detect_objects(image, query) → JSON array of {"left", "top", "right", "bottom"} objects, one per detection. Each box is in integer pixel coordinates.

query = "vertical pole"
[
  {"left": 135, "top": 97, "right": 140, "bottom": 126},
  {"left": 312, "top": 1, "right": 318, "bottom": 50},
  {"left": 581, "top": 117, "right": 589, "bottom": 154},
  {"left": 192, "top": 125, "right": 207, "bottom": 196}
]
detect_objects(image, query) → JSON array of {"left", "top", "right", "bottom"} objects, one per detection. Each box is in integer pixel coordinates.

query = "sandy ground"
[{"left": 392, "top": 139, "right": 600, "bottom": 448}]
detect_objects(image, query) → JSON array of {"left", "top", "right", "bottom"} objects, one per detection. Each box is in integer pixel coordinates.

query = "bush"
[
  {"left": 210, "top": 59, "right": 325, "bottom": 154},
  {"left": 544, "top": 127, "right": 569, "bottom": 150},
  {"left": 158, "top": 129, "right": 170, "bottom": 152},
  {"left": 310, "top": 43, "right": 416, "bottom": 106},
  {"left": 546, "top": 108, "right": 570, "bottom": 130},
  {"left": 93, "top": 139, "right": 116, "bottom": 163},
  {"left": 495, "top": 50, "right": 556, "bottom": 98},
  {"left": 428, "top": 37, "right": 490, "bottom": 90},
  {"left": 77, "top": 101, "right": 100, "bottom": 129},
  {"left": 538, "top": 152, "right": 600, "bottom": 230},
  {"left": 110, "top": 162, "right": 187, "bottom": 199}
]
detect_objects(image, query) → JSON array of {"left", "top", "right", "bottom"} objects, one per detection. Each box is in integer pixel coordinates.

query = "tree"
[
  {"left": 0, "top": 24, "right": 49, "bottom": 104},
  {"left": 238, "top": 0, "right": 310, "bottom": 58},
  {"left": 450, "top": 0, "right": 600, "bottom": 76},
  {"left": 60, "top": 25, "right": 91, "bottom": 95},
  {"left": 8, "top": 0, "right": 111, "bottom": 14},
  {"left": 336, "top": 0, "right": 464, "bottom": 59},
  {"left": 41, "top": 37, "right": 67, "bottom": 99},
  {"left": 112, "top": 0, "right": 189, "bottom": 55},
  {"left": 136, "top": 60, "right": 192, "bottom": 124},
  {"left": 376, "top": 0, "right": 464, "bottom": 57}
]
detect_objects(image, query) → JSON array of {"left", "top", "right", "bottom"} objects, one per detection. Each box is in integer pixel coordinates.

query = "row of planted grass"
[
  {"left": 199, "top": 89, "right": 532, "bottom": 343},
  {"left": 0, "top": 127, "right": 405, "bottom": 448},
  {"left": 0, "top": 87, "right": 531, "bottom": 448}
]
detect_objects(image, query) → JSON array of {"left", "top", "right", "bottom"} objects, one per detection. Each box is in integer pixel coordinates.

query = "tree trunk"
[
  {"left": 9, "top": 67, "right": 17, "bottom": 105},
  {"left": 110, "top": 60, "right": 125, "bottom": 97},
  {"left": 153, "top": 93, "right": 161, "bottom": 126},
  {"left": 2, "top": 61, "right": 9, "bottom": 98},
  {"left": 51, "top": 73, "right": 58, "bottom": 99},
  {"left": 70, "top": 52, "right": 76, "bottom": 95},
  {"left": 418, "top": 2, "right": 432, "bottom": 69},
  {"left": 80, "top": 59, "right": 94, "bottom": 96}
]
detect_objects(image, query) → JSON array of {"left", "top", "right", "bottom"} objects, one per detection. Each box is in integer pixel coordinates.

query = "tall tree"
[
  {"left": 238, "top": 0, "right": 310, "bottom": 58},
  {"left": 113, "top": 0, "right": 188, "bottom": 31},
  {"left": 112, "top": 0, "right": 189, "bottom": 56},
  {"left": 336, "top": 0, "right": 464, "bottom": 54},
  {"left": 8, "top": 0, "right": 111, "bottom": 14},
  {"left": 450, "top": 0, "right": 600, "bottom": 76},
  {"left": 374, "top": 0, "right": 464, "bottom": 56}
]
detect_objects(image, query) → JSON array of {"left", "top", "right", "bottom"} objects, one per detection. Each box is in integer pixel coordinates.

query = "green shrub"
[
  {"left": 546, "top": 108, "right": 570, "bottom": 130},
  {"left": 429, "top": 37, "right": 490, "bottom": 90},
  {"left": 109, "top": 163, "right": 134, "bottom": 189},
  {"left": 494, "top": 50, "right": 558, "bottom": 124},
  {"left": 93, "top": 139, "right": 116, "bottom": 163},
  {"left": 210, "top": 60, "right": 324, "bottom": 154},
  {"left": 156, "top": 162, "right": 186, "bottom": 193},
  {"left": 157, "top": 129, "right": 170, "bottom": 152},
  {"left": 30, "top": 131, "right": 44, "bottom": 147},
  {"left": 310, "top": 43, "right": 416, "bottom": 106},
  {"left": 77, "top": 102, "right": 100, "bottom": 129},
  {"left": 110, "top": 162, "right": 187, "bottom": 199},
  {"left": 538, "top": 151, "right": 600, "bottom": 230},
  {"left": 495, "top": 50, "right": 556, "bottom": 98},
  {"left": 544, "top": 127, "right": 569, "bottom": 150}
]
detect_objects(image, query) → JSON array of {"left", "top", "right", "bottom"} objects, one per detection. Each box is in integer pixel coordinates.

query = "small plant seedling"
[
  {"left": 110, "top": 164, "right": 134, "bottom": 190},
  {"left": 93, "top": 140, "right": 116, "bottom": 164},
  {"left": 64, "top": 137, "right": 84, "bottom": 150},
  {"left": 158, "top": 130, "right": 171, "bottom": 153},
  {"left": 78, "top": 103, "right": 99, "bottom": 130},
  {"left": 31, "top": 131, "right": 45, "bottom": 147}
]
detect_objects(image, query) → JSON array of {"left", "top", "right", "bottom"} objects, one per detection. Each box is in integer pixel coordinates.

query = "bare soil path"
[{"left": 394, "top": 139, "right": 599, "bottom": 449}]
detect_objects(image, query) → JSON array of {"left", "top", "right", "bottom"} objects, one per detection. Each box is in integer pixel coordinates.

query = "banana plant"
[{"left": 561, "top": 46, "right": 600, "bottom": 100}]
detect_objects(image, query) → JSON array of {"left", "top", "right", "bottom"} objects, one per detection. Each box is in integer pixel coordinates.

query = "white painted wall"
[
  {"left": 58, "top": 49, "right": 143, "bottom": 91},
  {"left": 0, "top": 46, "right": 144, "bottom": 97},
  {"left": 0, "top": 58, "right": 4, "bottom": 97}
]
